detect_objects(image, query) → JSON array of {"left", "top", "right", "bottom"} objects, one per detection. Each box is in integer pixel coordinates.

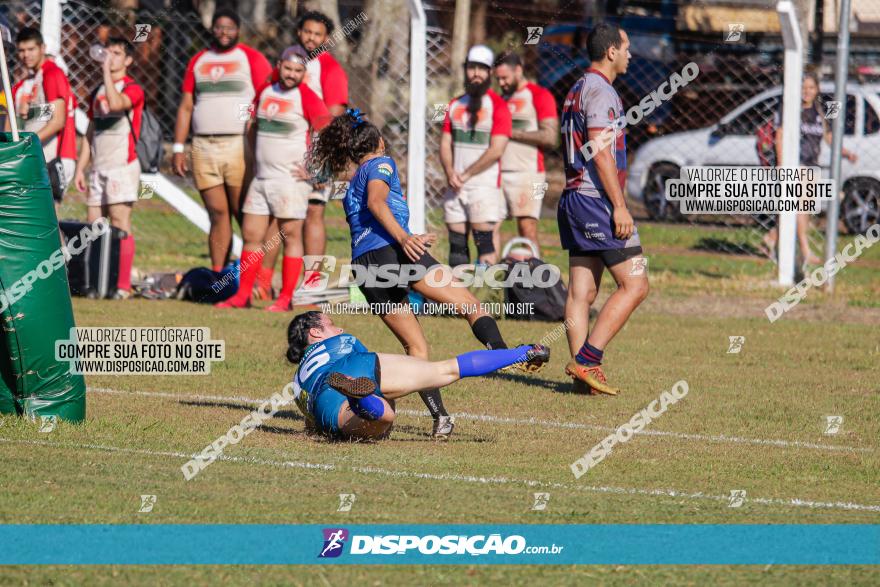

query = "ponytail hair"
[
  {"left": 286, "top": 311, "right": 323, "bottom": 363},
  {"left": 306, "top": 108, "right": 383, "bottom": 181}
]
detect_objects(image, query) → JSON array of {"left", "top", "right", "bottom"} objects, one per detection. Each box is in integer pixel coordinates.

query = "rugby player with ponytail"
[{"left": 306, "top": 108, "right": 543, "bottom": 439}]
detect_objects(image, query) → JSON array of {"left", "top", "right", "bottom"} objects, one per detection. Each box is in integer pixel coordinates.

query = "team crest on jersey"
[
  {"left": 377, "top": 163, "right": 393, "bottom": 176},
  {"left": 199, "top": 61, "right": 239, "bottom": 82},
  {"left": 265, "top": 101, "right": 279, "bottom": 120},
  {"left": 608, "top": 107, "right": 616, "bottom": 121}
]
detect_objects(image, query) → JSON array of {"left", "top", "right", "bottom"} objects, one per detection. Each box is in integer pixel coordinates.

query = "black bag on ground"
[
  {"left": 59, "top": 220, "right": 124, "bottom": 298},
  {"left": 500, "top": 238, "right": 567, "bottom": 322},
  {"left": 176, "top": 266, "right": 237, "bottom": 304}
]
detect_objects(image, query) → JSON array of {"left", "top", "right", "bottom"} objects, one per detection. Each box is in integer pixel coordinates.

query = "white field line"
[
  {"left": 88, "top": 387, "right": 874, "bottom": 454},
  {"left": 1, "top": 436, "right": 878, "bottom": 513}
]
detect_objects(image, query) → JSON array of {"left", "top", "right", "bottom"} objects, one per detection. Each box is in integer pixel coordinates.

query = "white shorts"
[
  {"left": 243, "top": 178, "right": 311, "bottom": 219},
  {"left": 308, "top": 183, "right": 332, "bottom": 204},
  {"left": 501, "top": 171, "right": 545, "bottom": 219},
  {"left": 60, "top": 158, "right": 75, "bottom": 192},
  {"left": 443, "top": 185, "right": 504, "bottom": 224},
  {"left": 88, "top": 160, "right": 140, "bottom": 207}
]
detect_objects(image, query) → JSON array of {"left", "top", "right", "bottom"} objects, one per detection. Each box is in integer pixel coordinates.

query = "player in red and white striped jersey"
[
  {"left": 216, "top": 46, "right": 330, "bottom": 312},
  {"left": 494, "top": 53, "right": 559, "bottom": 258},
  {"left": 7, "top": 27, "right": 77, "bottom": 212},
  {"left": 172, "top": 10, "right": 273, "bottom": 273},
  {"left": 73, "top": 38, "right": 145, "bottom": 298},
  {"left": 440, "top": 45, "right": 511, "bottom": 267}
]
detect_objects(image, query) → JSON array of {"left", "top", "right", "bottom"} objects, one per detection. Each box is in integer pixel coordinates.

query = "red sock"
[
  {"left": 117, "top": 234, "right": 135, "bottom": 291},
  {"left": 258, "top": 265, "right": 274, "bottom": 291},
  {"left": 229, "top": 249, "right": 264, "bottom": 304},
  {"left": 277, "top": 256, "right": 304, "bottom": 304},
  {"left": 212, "top": 265, "right": 223, "bottom": 273}
]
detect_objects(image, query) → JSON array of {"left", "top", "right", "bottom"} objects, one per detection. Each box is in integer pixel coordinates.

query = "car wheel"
[
  {"left": 643, "top": 163, "right": 682, "bottom": 221},
  {"left": 842, "top": 178, "right": 880, "bottom": 235}
]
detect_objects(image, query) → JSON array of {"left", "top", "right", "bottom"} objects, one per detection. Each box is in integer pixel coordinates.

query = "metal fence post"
[{"left": 824, "top": 0, "right": 853, "bottom": 292}]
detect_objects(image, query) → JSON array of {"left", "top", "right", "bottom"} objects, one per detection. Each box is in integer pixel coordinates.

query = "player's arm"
[
  {"left": 511, "top": 118, "right": 559, "bottom": 149},
  {"left": 365, "top": 179, "right": 433, "bottom": 261},
  {"left": 35, "top": 97, "right": 66, "bottom": 142},
  {"left": 73, "top": 121, "right": 93, "bottom": 193},
  {"left": 101, "top": 63, "right": 133, "bottom": 113},
  {"left": 173, "top": 92, "right": 194, "bottom": 176},
  {"left": 823, "top": 119, "right": 857, "bottom": 162},
  {"left": 461, "top": 134, "right": 508, "bottom": 182},
  {"left": 588, "top": 127, "right": 633, "bottom": 240},
  {"left": 440, "top": 131, "right": 458, "bottom": 188}
]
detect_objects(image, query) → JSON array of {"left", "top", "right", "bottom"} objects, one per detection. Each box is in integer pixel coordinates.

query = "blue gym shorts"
[
  {"left": 557, "top": 189, "right": 643, "bottom": 267},
  {"left": 310, "top": 352, "right": 383, "bottom": 435}
]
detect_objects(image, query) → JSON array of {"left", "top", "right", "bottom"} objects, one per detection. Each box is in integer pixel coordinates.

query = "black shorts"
[
  {"left": 352, "top": 243, "right": 441, "bottom": 308},
  {"left": 569, "top": 246, "right": 643, "bottom": 267}
]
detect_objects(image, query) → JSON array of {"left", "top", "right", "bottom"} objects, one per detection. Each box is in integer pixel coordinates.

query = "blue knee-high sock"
[
  {"left": 348, "top": 394, "right": 385, "bottom": 420},
  {"left": 456, "top": 345, "right": 532, "bottom": 377}
]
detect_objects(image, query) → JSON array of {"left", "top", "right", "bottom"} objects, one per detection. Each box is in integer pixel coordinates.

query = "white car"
[{"left": 626, "top": 82, "right": 880, "bottom": 234}]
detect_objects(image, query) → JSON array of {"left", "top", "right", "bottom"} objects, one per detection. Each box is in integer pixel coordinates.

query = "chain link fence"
[{"left": 3, "top": 0, "right": 876, "bottom": 279}]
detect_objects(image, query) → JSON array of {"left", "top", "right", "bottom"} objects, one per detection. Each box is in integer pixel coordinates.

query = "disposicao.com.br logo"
[{"left": 318, "top": 528, "right": 563, "bottom": 557}]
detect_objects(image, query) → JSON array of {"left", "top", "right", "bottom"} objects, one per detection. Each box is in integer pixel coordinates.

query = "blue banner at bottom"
[{"left": 1, "top": 525, "right": 877, "bottom": 565}]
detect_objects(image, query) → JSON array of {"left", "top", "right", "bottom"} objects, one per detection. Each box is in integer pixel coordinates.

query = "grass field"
[{"left": 2, "top": 189, "right": 878, "bottom": 584}]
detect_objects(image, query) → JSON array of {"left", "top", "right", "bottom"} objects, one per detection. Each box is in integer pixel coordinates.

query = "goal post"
[
  {"left": 776, "top": 0, "right": 803, "bottom": 287},
  {"left": 407, "top": 0, "right": 427, "bottom": 235}
]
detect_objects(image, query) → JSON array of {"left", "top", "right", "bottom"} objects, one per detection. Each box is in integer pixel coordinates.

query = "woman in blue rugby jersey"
[
  {"left": 287, "top": 311, "right": 548, "bottom": 440},
  {"left": 306, "top": 109, "right": 538, "bottom": 439}
]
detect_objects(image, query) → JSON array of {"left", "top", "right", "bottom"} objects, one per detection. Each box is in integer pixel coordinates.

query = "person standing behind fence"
[
  {"left": 440, "top": 45, "right": 511, "bottom": 267},
  {"left": 760, "top": 71, "right": 858, "bottom": 266},
  {"left": 216, "top": 46, "right": 330, "bottom": 311},
  {"left": 7, "top": 27, "right": 77, "bottom": 213},
  {"left": 558, "top": 23, "right": 648, "bottom": 396},
  {"left": 72, "top": 38, "right": 144, "bottom": 298},
  {"left": 493, "top": 52, "right": 558, "bottom": 258},
  {"left": 256, "top": 10, "right": 351, "bottom": 299},
  {"left": 171, "top": 9, "right": 272, "bottom": 272}
]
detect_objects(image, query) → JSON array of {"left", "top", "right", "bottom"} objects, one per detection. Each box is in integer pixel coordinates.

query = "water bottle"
[{"left": 89, "top": 44, "right": 107, "bottom": 63}]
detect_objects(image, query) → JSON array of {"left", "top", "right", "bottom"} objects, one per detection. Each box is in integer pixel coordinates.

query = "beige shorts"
[
  {"left": 243, "top": 178, "right": 311, "bottom": 219},
  {"left": 88, "top": 160, "right": 140, "bottom": 207},
  {"left": 501, "top": 171, "right": 545, "bottom": 219},
  {"left": 443, "top": 185, "right": 504, "bottom": 224},
  {"left": 191, "top": 135, "right": 246, "bottom": 190}
]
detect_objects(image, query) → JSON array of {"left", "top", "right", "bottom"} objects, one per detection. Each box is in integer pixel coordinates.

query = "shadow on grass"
[
  {"left": 178, "top": 399, "right": 493, "bottom": 442},
  {"left": 487, "top": 371, "right": 595, "bottom": 395}
]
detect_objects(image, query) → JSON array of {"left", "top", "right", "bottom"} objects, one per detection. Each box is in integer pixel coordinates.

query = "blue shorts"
[
  {"left": 557, "top": 189, "right": 641, "bottom": 255},
  {"left": 310, "top": 352, "right": 382, "bottom": 435}
]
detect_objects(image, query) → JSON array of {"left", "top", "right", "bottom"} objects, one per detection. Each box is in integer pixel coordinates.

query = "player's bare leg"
[
  {"left": 303, "top": 202, "right": 326, "bottom": 288},
  {"left": 379, "top": 306, "right": 454, "bottom": 438},
  {"left": 256, "top": 217, "right": 282, "bottom": 300},
  {"left": 564, "top": 256, "right": 603, "bottom": 393},
  {"left": 566, "top": 255, "right": 649, "bottom": 395},
  {"left": 331, "top": 345, "right": 549, "bottom": 440},
  {"left": 516, "top": 216, "right": 540, "bottom": 257},
  {"left": 200, "top": 184, "right": 234, "bottom": 270},
  {"left": 215, "top": 213, "right": 269, "bottom": 309}
]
